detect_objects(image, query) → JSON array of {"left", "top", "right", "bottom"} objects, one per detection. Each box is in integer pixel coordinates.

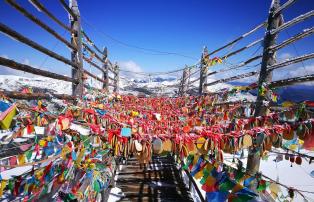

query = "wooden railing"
[{"left": 0, "top": 0, "right": 120, "bottom": 99}]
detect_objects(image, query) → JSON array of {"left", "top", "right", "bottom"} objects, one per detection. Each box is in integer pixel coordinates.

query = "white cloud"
[
  {"left": 278, "top": 52, "right": 294, "bottom": 60},
  {"left": 273, "top": 62, "right": 314, "bottom": 85},
  {"left": 0, "top": 54, "right": 9, "bottom": 59},
  {"left": 118, "top": 60, "right": 144, "bottom": 79},
  {"left": 118, "top": 60, "right": 143, "bottom": 72}
]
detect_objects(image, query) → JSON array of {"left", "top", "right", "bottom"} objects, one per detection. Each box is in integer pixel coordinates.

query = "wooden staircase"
[{"left": 114, "top": 155, "right": 194, "bottom": 202}]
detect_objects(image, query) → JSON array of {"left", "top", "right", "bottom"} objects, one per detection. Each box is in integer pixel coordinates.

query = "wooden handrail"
[
  {"left": 29, "top": 0, "right": 73, "bottom": 32},
  {"left": 0, "top": 23, "right": 79, "bottom": 69},
  {"left": 208, "top": 22, "right": 266, "bottom": 56},
  {"left": 1, "top": 90, "right": 76, "bottom": 100},
  {"left": 0, "top": 57, "right": 77, "bottom": 83},
  {"left": 5, "top": 0, "right": 75, "bottom": 50}
]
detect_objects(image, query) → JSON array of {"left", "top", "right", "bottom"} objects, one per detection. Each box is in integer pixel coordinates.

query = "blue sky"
[{"left": 0, "top": 0, "right": 313, "bottom": 82}]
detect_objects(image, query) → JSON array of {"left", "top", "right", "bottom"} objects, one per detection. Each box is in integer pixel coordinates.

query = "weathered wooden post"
[
  {"left": 187, "top": 66, "right": 191, "bottom": 91},
  {"left": 180, "top": 66, "right": 189, "bottom": 96},
  {"left": 199, "top": 46, "right": 208, "bottom": 95},
  {"left": 69, "top": 0, "right": 84, "bottom": 97},
  {"left": 113, "top": 63, "right": 119, "bottom": 93},
  {"left": 246, "top": 0, "right": 282, "bottom": 177},
  {"left": 102, "top": 47, "right": 109, "bottom": 91}
]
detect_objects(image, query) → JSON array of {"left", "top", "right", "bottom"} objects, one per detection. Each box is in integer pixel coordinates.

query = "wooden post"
[
  {"left": 246, "top": 0, "right": 281, "bottom": 177},
  {"left": 180, "top": 66, "right": 189, "bottom": 96},
  {"left": 69, "top": 0, "right": 84, "bottom": 97},
  {"left": 199, "top": 46, "right": 208, "bottom": 95},
  {"left": 187, "top": 66, "right": 191, "bottom": 91},
  {"left": 102, "top": 47, "right": 109, "bottom": 91},
  {"left": 113, "top": 63, "right": 119, "bottom": 93}
]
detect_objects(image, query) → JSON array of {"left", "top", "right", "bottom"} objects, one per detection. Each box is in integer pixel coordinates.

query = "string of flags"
[{"left": 0, "top": 85, "right": 313, "bottom": 201}]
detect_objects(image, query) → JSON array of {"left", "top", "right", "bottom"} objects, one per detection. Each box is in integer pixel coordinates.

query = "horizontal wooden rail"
[
  {"left": 270, "top": 27, "right": 314, "bottom": 51},
  {"left": 83, "top": 56, "right": 104, "bottom": 73},
  {"left": 208, "top": 22, "right": 266, "bottom": 56},
  {"left": 0, "top": 57, "right": 77, "bottom": 83},
  {"left": 190, "top": 68, "right": 200, "bottom": 77},
  {"left": 82, "top": 31, "right": 103, "bottom": 55},
  {"left": 189, "top": 77, "right": 200, "bottom": 84},
  {"left": 273, "top": 0, "right": 297, "bottom": 16},
  {"left": 205, "top": 71, "right": 259, "bottom": 87},
  {"left": 222, "top": 38, "right": 263, "bottom": 59},
  {"left": 83, "top": 43, "right": 105, "bottom": 64},
  {"left": 269, "top": 74, "right": 314, "bottom": 88},
  {"left": 29, "top": 0, "right": 72, "bottom": 32},
  {"left": 58, "top": 0, "right": 77, "bottom": 21},
  {"left": 106, "top": 60, "right": 116, "bottom": 73},
  {"left": 0, "top": 23, "right": 78, "bottom": 69},
  {"left": 6, "top": 0, "right": 75, "bottom": 50},
  {"left": 271, "top": 10, "right": 314, "bottom": 35},
  {"left": 268, "top": 53, "right": 314, "bottom": 71},
  {"left": 206, "top": 55, "right": 262, "bottom": 77},
  {"left": 84, "top": 69, "right": 107, "bottom": 83},
  {"left": 1, "top": 90, "right": 75, "bottom": 100}
]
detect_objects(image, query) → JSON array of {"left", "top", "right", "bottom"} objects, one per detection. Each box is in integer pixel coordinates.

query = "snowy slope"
[
  {"left": 0, "top": 74, "right": 256, "bottom": 102},
  {"left": 0, "top": 75, "right": 72, "bottom": 94}
]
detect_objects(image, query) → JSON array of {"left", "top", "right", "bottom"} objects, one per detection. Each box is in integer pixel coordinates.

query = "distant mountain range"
[
  {"left": 228, "top": 82, "right": 314, "bottom": 103},
  {"left": 131, "top": 77, "right": 177, "bottom": 83},
  {"left": 1, "top": 75, "right": 312, "bottom": 102}
]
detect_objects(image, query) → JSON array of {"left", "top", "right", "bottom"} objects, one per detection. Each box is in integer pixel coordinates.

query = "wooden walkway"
[{"left": 114, "top": 155, "right": 194, "bottom": 202}]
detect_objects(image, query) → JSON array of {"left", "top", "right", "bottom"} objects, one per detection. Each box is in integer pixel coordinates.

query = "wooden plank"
[
  {"left": 107, "top": 60, "right": 117, "bottom": 73},
  {"left": 0, "top": 23, "right": 78, "bottom": 69},
  {"left": 5, "top": 0, "right": 75, "bottom": 50},
  {"left": 268, "top": 53, "right": 314, "bottom": 71},
  {"left": 271, "top": 10, "right": 314, "bottom": 35},
  {"left": 84, "top": 69, "right": 107, "bottom": 83},
  {"left": 115, "top": 156, "right": 194, "bottom": 202},
  {"left": 82, "top": 31, "right": 103, "bottom": 55},
  {"left": 270, "top": 27, "right": 314, "bottom": 51},
  {"left": 269, "top": 74, "right": 314, "bottom": 88},
  {"left": 1, "top": 90, "right": 75, "bottom": 100},
  {"left": 273, "top": 0, "right": 297, "bottom": 16},
  {"left": 222, "top": 38, "right": 263, "bottom": 59},
  {"left": 205, "top": 71, "right": 259, "bottom": 87},
  {"left": 205, "top": 55, "right": 262, "bottom": 78},
  {"left": 29, "top": 0, "right": 72, "bottom": 32},
  {"left": 0, "top": 57, "right": 77, "bottom": 83},
  {"left": 208, "top": 22, "right": 266, "bottom": 56},
  {"left": 83, "top": 44, "right": 105, "bottom": 64},
  {"left": 83, "top": 56, "right": 105, "bottom": 73}
]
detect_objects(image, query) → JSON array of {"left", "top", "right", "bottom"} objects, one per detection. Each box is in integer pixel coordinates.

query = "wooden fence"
[
  {"left": 176, "top": 0, "right": 314, "bottom": 198},
  {"left": 0, "top": 0, "right": 119, "bottom": 100}
]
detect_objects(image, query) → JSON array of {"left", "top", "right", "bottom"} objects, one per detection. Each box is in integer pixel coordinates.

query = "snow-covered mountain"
[{"left": 0, "top": 75, "right": 256, "bottom": 102}]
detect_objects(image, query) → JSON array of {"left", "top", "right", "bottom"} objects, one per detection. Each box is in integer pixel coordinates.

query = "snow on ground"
[
  {"left": 0, "top": 74, "right": 257, "bottom": 102},
  {"left": 0, "top": 165, "right": 32, "bottom": 180},
  {"left": 1, "top": 75, "right": 314, "bottom": 201},
  {"left": 224, "top": 150, "right": 314, "bottom": 202},
  {"left": 0, "top": 75, "right": 72, "bottom": 94},
  {"left": 107, "top": 187, "right": 125, "bottom": 202}
]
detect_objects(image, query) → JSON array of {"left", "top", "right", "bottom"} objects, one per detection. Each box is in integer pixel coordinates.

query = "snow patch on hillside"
[{"left": 0, "top": 74, "right": 256, "bottom": 102}]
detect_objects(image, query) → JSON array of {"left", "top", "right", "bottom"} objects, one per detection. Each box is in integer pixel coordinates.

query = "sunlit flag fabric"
[{"left": 0, "top": 101, "right": 16, "bottom": 130}]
